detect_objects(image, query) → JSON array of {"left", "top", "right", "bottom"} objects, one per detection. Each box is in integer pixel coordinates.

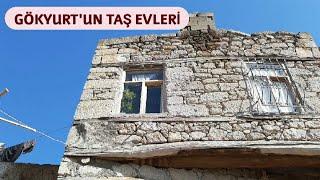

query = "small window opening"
[
  {"left": 246, "top": 62, "right": 301, "bottom": 115},
  {"left": 121, "top": 70, "right": 163, "bottom": 114}
]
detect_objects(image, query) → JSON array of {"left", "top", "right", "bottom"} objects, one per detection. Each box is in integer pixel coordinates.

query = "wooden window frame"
[{"left": 122, "top": 71, "right": 164, "bottom": 114}]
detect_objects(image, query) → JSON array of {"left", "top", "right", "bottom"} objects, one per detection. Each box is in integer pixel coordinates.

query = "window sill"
[
  {"left": 109, "top": 112, "right": 170, "bottom": 119},
  {"left": 236, "top": 112, "right": 320, "bottom": 120}
]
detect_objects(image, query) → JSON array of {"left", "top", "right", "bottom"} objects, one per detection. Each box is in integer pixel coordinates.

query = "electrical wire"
[
  {"left": 0, "top": 107, "right": 67, "bottom": 145},
  {"left": 0, "top": 108, "right": 28, "bottom": 126}
]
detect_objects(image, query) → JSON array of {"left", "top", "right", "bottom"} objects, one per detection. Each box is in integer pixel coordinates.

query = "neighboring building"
[
  {"left": 58, "top": 13, "right": 320, "bottom": 179},
  {"left": 0, "top": 162, "right": 58, "bottom": 180}
]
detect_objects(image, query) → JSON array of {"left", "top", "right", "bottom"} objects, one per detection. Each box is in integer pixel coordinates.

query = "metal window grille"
[{"left": 240, "top": 58, "right": 305, "bottom": 115}]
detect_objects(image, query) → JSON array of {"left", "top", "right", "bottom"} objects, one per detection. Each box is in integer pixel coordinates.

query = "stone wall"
[
  {"left": 75, "top": 58, "right": 320, "bottom": 120},
  {"left": 73, "top": 26, "right": 320, "bottom": 120},
  {"left": 287, "top": 61, "right": 320, "bottom": 113},
  {"left": 0, "top": 162, "right": 58, "bottom": 180},
  {"left": 64, "top": 117, "right": 320, "bottom": 152},
  {"left": 93, "top": 30, "right": 319, "bottom": 65}
]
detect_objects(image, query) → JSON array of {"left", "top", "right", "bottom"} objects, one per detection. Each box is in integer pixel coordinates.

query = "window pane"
[
  {"left": 271, "top": 81, "right": 296, "bottom": 113},
  {"left": 248, "top": 64, "right": 285, "bottom": 77},
  {"left": 121, "top": 83, "right": 141, "bottom": 114},
  {"left": 257, "top": 77, "right": 273, "bottom": 105},
  {"left": 250, "top": 77, "right": 277, "bottom": 113},
  {"left": 146, "top": 86, "right": 161, "bottom": 113},
  {"left": 126, "top": 71, "right": 163, "bottom": 81}
]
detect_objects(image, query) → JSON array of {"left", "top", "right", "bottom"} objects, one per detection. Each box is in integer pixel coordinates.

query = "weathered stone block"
[
  {"left": 203, "top": 78, "right": 219, "bottom": 84},
  {"left": 101, "top": 54, "right": 128, "bottom": 63},
  {"left": 282, "top": 129, "right": 307, "bottom": 140},
  {"left": 74, "top": 100, "right": 116, "bottom": 119},
  {"left": 165, "top": 67, "right": 193, "bottom": 81},
  {"left": 172, "top": 123, "right": 187, "bottom": 132},
  {"left": 200, "top": 92, "right": 229, "bottom": 103},
  {"left": 223, "top": 100, "right": 243, "bottom": 114},
  {"left": 145, "top": 132, "right": 167, "bottom": 144},
  {"left": 95, "top": 48, "right": 118, "bottom": 55},
  {"left": 168, "top": 104, "right": 209, "bottom": 117},
  {"left": 219, "top": 83, "right": 239, "bottom": 91},
  {"left": 118, "top": 48, "right": 139, "bottom": 54},
  {"left": 296, "top": 48, "right": 313, "bottom": 58},
  {"left": 220, "top": 123, "right": 232, "bottom": 131},
  {"left": 307, "top": 129, "right": 320, "bottom": 140},
  {"left": 190, "top": 131, "right": 206, "bottom": 140},
  {"left": 124, "top": 135, "right": 142, "bottom": 144},
  {"left": 312, "top": 48, "right": 320, "bottom": 58},
  {"left": 84, "top": 79, "right": 120, "bottom": 89},
  {"left": 247, "top": 132, "right": 265, "bottom": 140},
  {"left": 140, "top": 35, "right": 157, "bottom": 42},
  {"left": 289, "top": 121, "right": 305, "bottom": 129},
  {"left": 92, "top": 55, "right": 102, "bottom": 65},
  {"left": 104, "top": 36, "right": 140, "bottom": 45},
  {"left": 228, "top": 131, "right": 246, "bottom": 140},
  {"left": 208, "top": 128, "right": 227, "bottom": 140},
  {"left": 119, "top": 123, "right": 137, "bottom": 134},
  {"left": 186, "top": 81, "right": 204, "bottom": 90},
  {"left": 167, "top": 96, "right": 184, "bottom": 105},
  {"left": 204, "top": 84, "right": 219, "bottom": 91},
  {"left": 305, "top": 121, "right": 320, "bottom": 129},
  {"left": 262, "top": 125, "right": 280, "bottom": 136},
  {"left": 168, "top": 132, "right": 182, "bottom": 142},
  {"left": 140, "top": 122, "right": 159, "bottom": 132}
]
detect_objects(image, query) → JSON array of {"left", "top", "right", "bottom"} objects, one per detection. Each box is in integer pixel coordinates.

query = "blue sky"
[{"left": 0, "top": 0, "right": 319, "bottom": 165}]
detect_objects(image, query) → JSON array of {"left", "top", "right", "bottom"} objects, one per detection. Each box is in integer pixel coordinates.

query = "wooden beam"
[{"left": 97, "top": 148, "right": 320, "bottom": 168}]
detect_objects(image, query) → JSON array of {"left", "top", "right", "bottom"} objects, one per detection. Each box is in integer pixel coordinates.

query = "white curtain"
[
  {"left": 131, "top": 73, "right": 157, "bottom": 82},
  {"left": 271, "top": 81, "right": 295, "bottom": 113},
  {"left": 250, "top": 77, "right": 279, "bottom": 113}
]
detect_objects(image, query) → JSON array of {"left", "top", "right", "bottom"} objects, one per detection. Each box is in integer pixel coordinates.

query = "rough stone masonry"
[{"left": 58, "top": 13, "right": 320, "bottom": 179}]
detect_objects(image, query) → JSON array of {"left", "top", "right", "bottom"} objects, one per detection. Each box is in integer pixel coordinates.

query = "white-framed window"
[
  {"left": 121, "top": 71, "right": 163, "bottom": 114},
  {"left": 246, "top": 63, "right": 300, "bottom": 114}
]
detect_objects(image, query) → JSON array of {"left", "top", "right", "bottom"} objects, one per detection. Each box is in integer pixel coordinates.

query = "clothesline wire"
[
  {"left": 0, "top": 108, "right": 28, "bottom": 126},
  {"left": 34, "top": 126, "right": 70, "bottom": 139},
  {"left": 0, "top": 107, "right": 67, "bottom": 145}
]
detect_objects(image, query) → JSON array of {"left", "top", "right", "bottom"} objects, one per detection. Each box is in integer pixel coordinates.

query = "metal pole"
[{"left": 0, "top": 88, "right": 9, "bottom": 97}]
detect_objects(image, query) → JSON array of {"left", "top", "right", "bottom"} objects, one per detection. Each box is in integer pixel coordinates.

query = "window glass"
[
  {"left": 121, "top": 82, "right": 141, "bottom": 114},
  {"left": 271, "top": 80, "right": 296, "bottom": 113},
  {"left": 146, "top": 86, "right": 161, "bottom": 113}
]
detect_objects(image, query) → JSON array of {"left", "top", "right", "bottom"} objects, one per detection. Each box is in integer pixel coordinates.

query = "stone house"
[{"left": 58, "top": 13, "right": 320, "bottom": 179}]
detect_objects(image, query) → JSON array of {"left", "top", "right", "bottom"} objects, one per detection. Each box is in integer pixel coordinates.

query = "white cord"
[
  {"left": 0, "top": 108, "right": 27, "bottom": 126},
  {"left": 36, "top": 130, "right": 66, "bottom": 145},
  {"left": 0, "top": 108, "right": 66, "bottom": 145}
]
